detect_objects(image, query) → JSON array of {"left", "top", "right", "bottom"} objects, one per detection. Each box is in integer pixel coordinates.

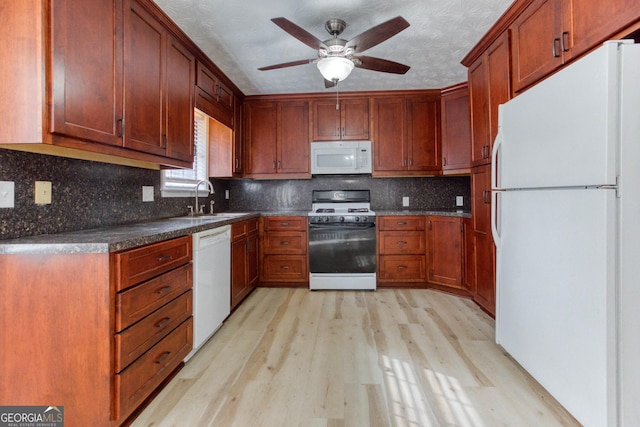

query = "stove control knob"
[
  {"left": 354, "top": 216, "right": 360, "bottom": 222},
  {"left": 339, "top": 216, "right": 345, "bottom": 222},
  {"left": 323, "top": 216, "right": 330, "bottom": 222}
]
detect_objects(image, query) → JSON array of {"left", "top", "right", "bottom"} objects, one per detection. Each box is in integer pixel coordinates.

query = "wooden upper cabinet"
[
  {"left": 123, "top": 0, "right": 195, "bottom": 162},
  {"left": 372, "top": 94, "right": 440, "bottom": 176},
  {"left": 468, "top": 31, "right": 510, "bottom": 166},
  {"left": 244, "top": 100, "right": 309, "bottom": 178},
  {"left": 440, "top": 83, "right": 471, "bottom": 173},
  {"left": 165, "top": 36, "right": 195, "bottom": 162},
  {"left": 311, "top": 98, "right": 369, "bottom": 141},
  {"left": 510, "top": 0, "right": 566, "bottom": 92},
  {"left": 50, "top": 0, "right": 123, "bottom": 147},
  {"left": 570, "top": 0, "right": 640, "bottom": 58},
  {"left": 195, "top": 61, "right": 234, "bottom": 127}
]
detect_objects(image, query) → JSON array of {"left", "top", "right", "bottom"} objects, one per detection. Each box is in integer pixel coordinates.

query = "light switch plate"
[
  {"left": 402, "top": 196, "right": 409, "bottom": 207},
  {"left": 142, "top": 186, "right": 154, "bottom": 202},
  {"left": 0, "top": 181, "right": 15, "bottom": 208},
  {"left": 456, "top": 195, "right": 464, "bottom": 206},
  {"left": 225, "top": 189, "right": 230, "bottom": 200},
  {"left": 35, "top": 181, "right": 52, "bottom": 205}
]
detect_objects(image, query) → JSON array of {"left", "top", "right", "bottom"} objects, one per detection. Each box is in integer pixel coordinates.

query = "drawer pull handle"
[
  {"left": 154, "top": 317, "right": 172, "bottom": 329},
  {"left": 155, "top": 286, "right": 172, "bottom": 295},
  {"left": 280, "top": 222, "right": 289, "bottom": 226},
  {"left": 280, "top": 265, "right": 290, "bottom": 269},
  {"left": 397, "top": 221, "right": 407, "bottom": 225},
  {"left": 157, "top": 255, "right": 172, "bottom": 262},
  {"left": 398, "top": 265, "right": 407, "bottom": 269},
  {"left": 154, "top": 351, "right": 171, "bottom": 364},
  {"left": 397, "top": 241, "right": 407, "bottom": 245},
  {"left": 280, "top": 241, "right": 290, "bottom": 245}
]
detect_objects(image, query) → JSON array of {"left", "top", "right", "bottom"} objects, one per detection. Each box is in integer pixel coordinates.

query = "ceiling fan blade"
[
  {"left": 258, "top": 59, "right": 315, "bottom": 71},
  {"left": 355, "top": 56, "right": 410, "bottom": 74},
  {"left": 271, "top": 17, "right": 323, "bottom": 50},
  {"left": 346, "top": 16, "right": 410, "bottom": 53},
  {"left": 324, "top": 79, "right": 336, "bottom": 88}
]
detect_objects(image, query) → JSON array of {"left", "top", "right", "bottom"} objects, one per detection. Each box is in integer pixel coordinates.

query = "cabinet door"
[
  {"left": 427, "top": 216, "right": 463, "bottom": 288},
  {"left": 123, "top": 0, "right": 166, "bottom": 156},
  {"left": 441, "top": 85, "right": 471, "bottom": 172},
  {"left": 340, "top": 98, "right": 369, "bottom": 140},
  {"left": 372, "top": 97, "right": 406, "bottom": 172},
  {"left": 469, "top": 56, "right": 489, "bottom": 166},
  {"left": 247, "top": 232, "right": 259, "bottom": 289},
  {"left": 278, "top": 101, "right": 309, "bottom": 174},
  {"left": 231, "top": 238, "right": 248, "bottom": 310},
  {"left": 471, "top": 165, "right": 495, "bottom": 315},
  {"left": 312, "top": 100, "right": 340, "bottom": 141},
  {"left": 50, "top": 0, "right": 123, "bottom": 146},
  {"left": 165, "top": 36, "right": 195, "bottom": 162},
  {"left": 510, "top": 0, "right": 565, "bottom": 92},
  {"left": 570, "top": 0, "right": 640, "bottom": 59},
  {"left": 245, "top": 102, "right": 277, "bottom": 174},
  {"left": 486, "top": 32, "right": 511, "bottom": 153},
  {"left": 406, "top": 95, "right": 440, "bottom": 172}
]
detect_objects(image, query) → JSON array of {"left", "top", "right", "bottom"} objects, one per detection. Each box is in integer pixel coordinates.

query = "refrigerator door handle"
[
  {"left": 491, "top": 127, "right": 503, "bottom": 190},
  {"left": 491, "top": 124, "right": 504, "bottom": 249},
  {"left": 491, "top": 189, "right": 502, "bottom": 249}
]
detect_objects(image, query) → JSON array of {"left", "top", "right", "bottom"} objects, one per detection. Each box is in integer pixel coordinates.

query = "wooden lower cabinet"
[
  {"left": 231, "top": 218, "right": 259, "bottom": 310},
  {"left": 427, "top": 216, "right": 464, "bottom": 289},
  {"left": 259, "top": 216, "right": 308, "bottom": 285},
  {"left": 0, "top": 235, "right": 193, "bottom": 427}
]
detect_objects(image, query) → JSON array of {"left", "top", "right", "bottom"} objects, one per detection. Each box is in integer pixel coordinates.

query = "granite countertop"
[
  {"left": 0, "top": 209, "right": 470, "bottom": 255},
  {"left": 376, "top": 209, "right": 471, "bottom": 218},
  {"left": 0, "top": 213, "right": 260, "bottom": 255}
]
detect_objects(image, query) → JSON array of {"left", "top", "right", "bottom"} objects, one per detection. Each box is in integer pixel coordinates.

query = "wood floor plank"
[{"left": 131, "top": 288, "right": 579, "bottom": 427}]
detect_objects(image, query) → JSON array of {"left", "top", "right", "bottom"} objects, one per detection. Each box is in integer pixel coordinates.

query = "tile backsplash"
[{"left": 1, "top": 149, "right": 469, "bottom": 240}]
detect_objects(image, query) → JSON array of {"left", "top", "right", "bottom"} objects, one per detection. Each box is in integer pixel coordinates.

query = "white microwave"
[{"left": 310, "top": 141, "right": 372, "bottom": 175}]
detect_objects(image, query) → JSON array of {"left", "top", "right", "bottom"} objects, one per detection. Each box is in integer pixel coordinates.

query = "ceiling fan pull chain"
[{"left": 335, "top": 79, "right": 340, "bottom": 110}]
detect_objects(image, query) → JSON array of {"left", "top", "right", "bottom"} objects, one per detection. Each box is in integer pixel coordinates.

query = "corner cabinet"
[
  {"left": 372, "top": 93, "right": 441, "bottom": 176},
  {"left": 427, "top": 216, "right": 464, "bottom": 290},
  {"left": 311, "top": 98, "right": 369, "bottom": 141},
  {"left": 0, "top": 235, "right": 193, "bottom": 427},
  {"left": 244, "top": 101, "right": 310, "bottom": 178}
]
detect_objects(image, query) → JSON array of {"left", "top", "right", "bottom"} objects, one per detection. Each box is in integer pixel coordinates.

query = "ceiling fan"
[{"left": 258, "top": 16, "right": 411, "bottom": 87}]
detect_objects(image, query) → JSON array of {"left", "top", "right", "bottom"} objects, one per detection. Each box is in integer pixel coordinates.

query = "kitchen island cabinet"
[
  {"left": 231, "top": 218, "right": 259, "bottom": 310},
  {"left": 259, "top": 216, "right": 308, "bottom": 286},
  {"left": 0, "top": 235, "right": 193, "bottom": 427},
  {"left": 311, "top": 98, "right": 369, "bottom": 141},
  {"left": 244, "top": 101, "right": 310, "bottom": 178}
]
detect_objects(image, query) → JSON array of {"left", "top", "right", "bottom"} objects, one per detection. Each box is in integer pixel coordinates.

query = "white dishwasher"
[{"left": 186, "top": 225, "right": 231, "bottom": 361}]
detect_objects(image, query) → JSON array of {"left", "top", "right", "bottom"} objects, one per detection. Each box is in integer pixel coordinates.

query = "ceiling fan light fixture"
[{"left": 317, "top": 57, "right": 354, "bottom": 82}]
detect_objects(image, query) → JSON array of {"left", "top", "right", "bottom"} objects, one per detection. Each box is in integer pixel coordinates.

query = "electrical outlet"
[
  {"left": 225, "top": 189, "right": 230, "bottom": 200},
  {"left": 142, "top": 186, "right": 154, "bottom": 202},
  {"left": 402, "top": 196, "right": 409, "bottom": 207},
  {"left": 456, "top": 195, "right": 464, "bottom": 207},
  {"left": 0, "top": 181, "right": 15, "bottom": 208},
  {"left": 35, "top": 181, "right": 52, "bottom": 205}
]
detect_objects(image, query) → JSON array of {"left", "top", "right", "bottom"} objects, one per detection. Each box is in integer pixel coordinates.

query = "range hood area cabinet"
[
  {"left": 243, "top": 100, "right": 310, "bottom": 179},
  {"left": 310, "top": 98, "right": 369, "bottom": 141},
  {"left": 1, "top": 0, "right": 198, "bottom": 168}
]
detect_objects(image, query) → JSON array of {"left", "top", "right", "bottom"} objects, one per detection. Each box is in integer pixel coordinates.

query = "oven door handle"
[{"left": 309, "top": 222, "right": 376, "bottom": 230}]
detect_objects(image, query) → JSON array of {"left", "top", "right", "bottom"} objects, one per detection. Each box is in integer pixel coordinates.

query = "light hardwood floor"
[{"left": 131, "top": 288, "right": 580, "bottom": 427}]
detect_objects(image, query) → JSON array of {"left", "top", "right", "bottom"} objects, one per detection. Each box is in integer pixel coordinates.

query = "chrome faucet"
[{"left": 190, "top": 180, "right": 215, "bottom": 215}]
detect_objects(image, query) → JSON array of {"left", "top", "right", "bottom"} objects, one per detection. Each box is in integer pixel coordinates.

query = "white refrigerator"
[{"left": 492, "top": 40, "right": 640, "bottom": 427}]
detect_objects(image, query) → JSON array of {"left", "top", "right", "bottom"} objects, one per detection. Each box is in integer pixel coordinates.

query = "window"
[{"left": 161, "top": 109, "right": 209, "bottom": 197}]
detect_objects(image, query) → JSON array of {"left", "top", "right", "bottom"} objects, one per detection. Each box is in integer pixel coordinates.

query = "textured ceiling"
[{"left": 154, "top": 0, "right": 513, "bottom": 95}]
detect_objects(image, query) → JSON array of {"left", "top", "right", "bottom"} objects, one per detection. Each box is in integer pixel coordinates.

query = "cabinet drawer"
[
  {"left": 116, "top": 263, "right": 192, "bottom": 331},
  {"left": 379, "top": 216, "right": 425, "bottom": 231},
  {"left": 115, "top": 317, "right": 192, "bottom": 421},
  {"left": 232, "top": 218, "right": 258, "bottom": 241},
  {"left": 379, "top": 255, "right": 427, "bottom": 281},
  {"left": 379, "top": 231, "right": 426, "bottom": 254},
  {"left": 262, "top": 255, "right": 308, "bottom": 281},
  {"left": 264, "top": 216, "right": 307, "bottom": 231},
  {"left": 115, "top": 291, "right": 192, "bottom": 372},
  {"left": 263, "top": 231, "right": 307, "bottom": 255},
  {"left": 113, "top": 236, "right": 192, "bottom": 291}
]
